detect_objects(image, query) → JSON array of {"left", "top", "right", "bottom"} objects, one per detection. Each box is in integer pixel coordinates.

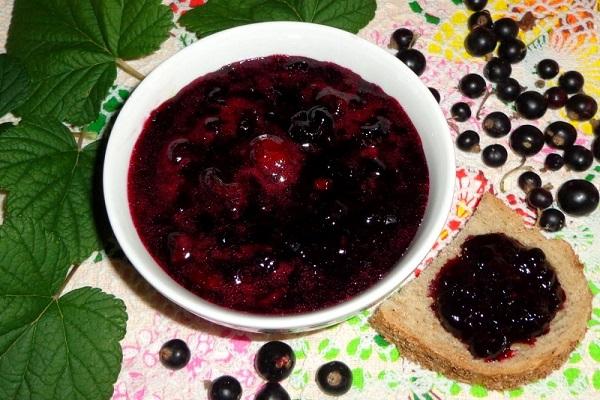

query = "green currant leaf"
[
  {"left": 0, "top": 54, "right": 30, "bottom": 119},
  {"left": 0, "top": 118, "right": 103, "bottom": 263},
  {"left": 179, "top": 0, "right": 376, "bottom": 38},
  {"left": 0, "top": 218, "right": 127, "bottom": 400},
  {"left": 6, "top": 0, "right": 173, "bottom": 125}
]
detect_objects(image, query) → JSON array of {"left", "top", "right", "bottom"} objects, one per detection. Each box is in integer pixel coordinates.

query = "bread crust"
[{"left": 370, "top": 193, "right": 592, "bottom": 390}]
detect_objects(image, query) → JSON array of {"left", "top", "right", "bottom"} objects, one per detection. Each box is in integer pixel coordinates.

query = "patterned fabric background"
[{"left": 1, "top": 1, "right": 599, "bottom": 399}]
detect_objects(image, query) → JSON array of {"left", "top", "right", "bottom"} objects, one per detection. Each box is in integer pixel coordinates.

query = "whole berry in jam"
[
  {"left": 515, "top": 91, "right": 547, "bottom": 120},
  {"left": 495, "top": 78, "right": 522, "bottom": 102},
  {"left": 482, "top": 111, "right": 511, "bottom": 137},
  {"left": 536, "top": 59, "right": 559, "bottom": 80},
  {"left": 518, "top": 171, "right": 542, "bottom": 193},
  {"left": 468, "top": 10, "right": 493, "bottom": 31},
  {"left": 493, "top": 17, "right": 519, "bottom": 40},
  {"left": 316, "top": 361, "right": 353, "bottom": 396},
  {"left": 565, "top": 93, "right": 598, "bottom": 121},
  {"left": 527, "top": 187, "right": 553, "bottom": 209},
  {"left": 255, "top": 341, "right": 296, "bottom": 382},
  {"left": 544, "top": 153, "right": 564, "bottom": 171},
  {"left": 159, "top": 339, "right": 191, "bottom": 370},
  {"left": 544, "top": 121, "right": 577, "bottom": 149},
  {"left": 251, "top": 134, "right": 302, "bottom": 186},
  {"left": 459, "top": 73, "right": 487, "bottom": 98},
  {"left": 254, "top": 382, "right": 290, "bottom": 400},
  {"left": 391, "top": 28, "right": 415, "bottom": 50},
  {"left": 482, "top": 144, "right": 508, "bottom": 167},
  {"left": 509, "top": 125, "right": 545, "bottom": 157},
  {"left": 451, "top": 102, "right": 471, "bottom": 122},
  {"left": 464, "top": 27, "right": 497, "bottom": 57},
  {"left": 539, "top": 208, "right": 565, "bottom": 232},
  {"left": 564, "top": 145, "right": 593, "bottom": 171},
  {"left": 456, "top": 130, "right": 480, "bottom": 152},
  {"left": 288, "top": 105, "right": 334, "bottom": 144},
  {"left": 544, "top": 87, "right": 568, "bottom": 109},
  {"left": 497, "top": 37, "right": 527, "bottom": 64},
  {"left": 483, "top": 57, "right": 511, "bottom": 83},
  {"left": 558, "top": 71, "right": 584, "bottom": 94},
  {"left": 209, "top": 376, "right": 242, "bottom": 400},
  {"left": 429, "top": 87, "right": 441, "bottom": 103},
  {"left": 396, "top": 48, "right": 426, "bottom": 76},
  {"left": 557, "top": 179, "right": 599, "bottom": 216},
  {"left": 464, "top": 0, "right": 488, "bottom": 11}
]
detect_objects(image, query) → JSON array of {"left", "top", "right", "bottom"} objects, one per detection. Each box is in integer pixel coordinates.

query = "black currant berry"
[
  {"left": 396, "top": 49, "right": 426, "bottom": 76},
  {"left": 557, "top": 179, "right": 599, "bottom": 216},
  {"left": 558, "top": 71, "right": 584, "bottom": 94},
  {"left": 482, "top": 111, "right": 511, "bottom": 137},
  {"left": 544, "top": 153, "right": 564, "bottom": 171},
  {"left": 465, "top": 27, "right": 497, "bottom": 57},
  {"left": 255, "top": 341, "right": 296, "bottom": 382},
  {"left": 391, "top": 28, "right": 415, "bottom": 50},
  {"left": 509, "top": 125, "right": 544, "bottom": 157},
  {"left": 536, "top": 59, "right": 559, "bottom": 79},
  {"left": 539, "top": 208, "right": 565, "bottom": 232},
  {"left": 564, "top": 145, "right": 593, "bottom": 171},
  {"left": 316, "top": 361, "right": 353, "bottom": 396},
  {"left": 209, "top": 376, "right": 242, "bottom": 400},
  {"left": 464, "top": 0, "right": 488, "bottom": 12},
  {"left": 544, "top": 87, "right": 568, "bottom": 109},
  {"left": 544, "top": 121, "right": 577, "bottom": 149},
  {"left": 515, "top": 91, "right": 548, "bottom": 120},
  {"left": 493, "top": 17, "right": 519, "bottom": 40},
  {"left": 159, "top": 339, "right": 191, "bottom": 370},
  {"left": 459, "top": 73, "right": 487, "bottom": 98},
  {"left": 495, "top": 78, "right": 522, "bottom": 102},
  {"left": 456, "top": 130, "right": 480, "bottom": 152},
  {"left": 482, "top": 144, "right": 508, "bottom": 167},
  {"left": 565, "top": 94, "right": 598, "bottom": 121},
  {"left": 468, "top": 10, "right": 493, "bottom": 30},
  {"left": 483, "top": 57, "right": 512, "bottom": 83},
  {"left": 497, "top": 37, "right": 527, "bottom": 63},
  {"left": 429, "top": 87, "right": 441, "bottom": 103},
  {"left": 254, "top": 382, "right": 290, "bottom": 400},
  {"left": 518, "top": 171, "right": 542, "bottom": 193},
  {"left": 527, "top": 187, "right": 553, "bottom": 209},
  {"left": 451, "top": 102, "right": 471, "bottom": 122}
]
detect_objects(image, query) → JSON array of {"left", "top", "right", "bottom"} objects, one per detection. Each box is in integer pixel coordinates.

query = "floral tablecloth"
[{"left": 1, "top": 0, "right": 599, "bottom": 399}]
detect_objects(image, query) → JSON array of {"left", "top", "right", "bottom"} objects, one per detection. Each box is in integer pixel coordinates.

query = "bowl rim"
[{"left": 103, "top": 21, "right": 455, "bottom": 332}]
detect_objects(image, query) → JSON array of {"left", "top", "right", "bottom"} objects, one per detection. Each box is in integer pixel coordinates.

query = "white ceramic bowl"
[{"left": 104, "top": 21, "right": 455, "bottom": 333}]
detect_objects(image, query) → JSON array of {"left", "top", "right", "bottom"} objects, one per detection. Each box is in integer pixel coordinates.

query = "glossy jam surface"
[
  {"left": 430, "top": 233, "right": 565, "bottom": 360},
  {"left": 129, "top": 55, "right": 429, "bottom": 314}
]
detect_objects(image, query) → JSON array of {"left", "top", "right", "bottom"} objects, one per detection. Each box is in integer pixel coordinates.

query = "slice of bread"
[{"left": 370, "top": 193, "right": 592, "bottom": 390}]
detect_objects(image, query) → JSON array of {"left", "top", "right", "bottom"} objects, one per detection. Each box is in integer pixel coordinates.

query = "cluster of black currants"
[{"left": 159, "top": 339, "right": 354, "bottom": 399}]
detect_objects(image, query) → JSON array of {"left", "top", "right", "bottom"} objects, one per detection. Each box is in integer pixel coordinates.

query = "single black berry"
[
  {"left": 465, "top": 27, "right": 497, "bottom": 57},
  {"left": 482, "top": 111, "right": 511, "bottom": 137},
  {"left": 493, "top": 17, "right": 519, "bottom": 40},
  {"left": 566, "top": 93, "right": 598, "bottom": 121},
  {"left": 564, "top": 145, "right": 593, "bottom": 171},
  {"left": 483, "top": 57, "right": 512, "bottom": 83},
  {"left": 210, "top": 376, "right": 242, "bottom": 400},
  {"left": 456, "top": 130, "right": 480, "bottom": 152},
  {"left": 459, "top": 73, "right": 487, "bottom": 98},
  {"left": 536, "top": 59, "right": 560, "bottom": 79},
  {"left": 391, "top": 28, "right": 415, "bottom": 50},
  {"left": 464, "top": 0, "right": 488, "bottom": 11},
  {"left": 468, "top": 10, "right": 493, "bottom": 30},
  {"left": 544, "top": 153, "right": 564, "bottom": 171},
  {"left": 429, "top": 87, "right": 441, "bottom": 103},
  {"left": 518, "top": 171, "right": 542, "bottom": 193},
  {"left": 254, "top": 382, "right": 290, "bottom": 400},
  {"left": 482, "top": 144, "right": 508, "bottom": 167},
  {"left": 316, "top": 361, "right": 353, "bottom": 396},
  {"left": 544, "top": 87, "right": 568, "bottom": 109},
  {"left": 539, "top": 208, "right": 565, "bottom": 232},
  {"left": 451, "top": 102, "right": 471, "bottom": 122},
  {"left": 159, "top": 339, "right": 191, "bottom": 370},
  {"left": 497, "top": 37, "right": 527, "bottom": 63},
  {"left": 515, "top": 91, "right": 547, "bottom": 120},
  {"left": 255, "top": 341, "right": 296, "bottom": 382},
  {"left": 544, "top": 121, "right": 577, "bottom": 149},
  {"left": 509, "top": 125, "right": 544, "bottom": 157},
  {"left": 396, "top": 48, "right": 426, "bottom": 76},
  {"left": 558, "top": 71, "right": 584, "bottom": 94},
  {"left": 557, "top": 180, "right": 599, "bottom": 216},
  {"left": 527, "top": 187, "right": 553, "bottom": 209},
  {"left": 495, "top": 78, "right": 522, "bottom": 102}
]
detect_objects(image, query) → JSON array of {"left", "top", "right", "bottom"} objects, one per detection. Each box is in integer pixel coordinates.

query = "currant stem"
[
  {"left": 117, "top": 59, "right": 146, "bottom": 81},
  {"left": 476, "top": 88, "right": 493, "bottom": 119},
  {"left": 500, "top": 157, "right": 528, "bottom": 193}
]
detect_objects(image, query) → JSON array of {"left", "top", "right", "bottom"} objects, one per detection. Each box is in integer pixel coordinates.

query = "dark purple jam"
[
  {"left": 128, "top": 55, "right": 429, "bottom": 314},
  {"left": 430, "top": 233, "right": 565, "bottom": 360}
]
